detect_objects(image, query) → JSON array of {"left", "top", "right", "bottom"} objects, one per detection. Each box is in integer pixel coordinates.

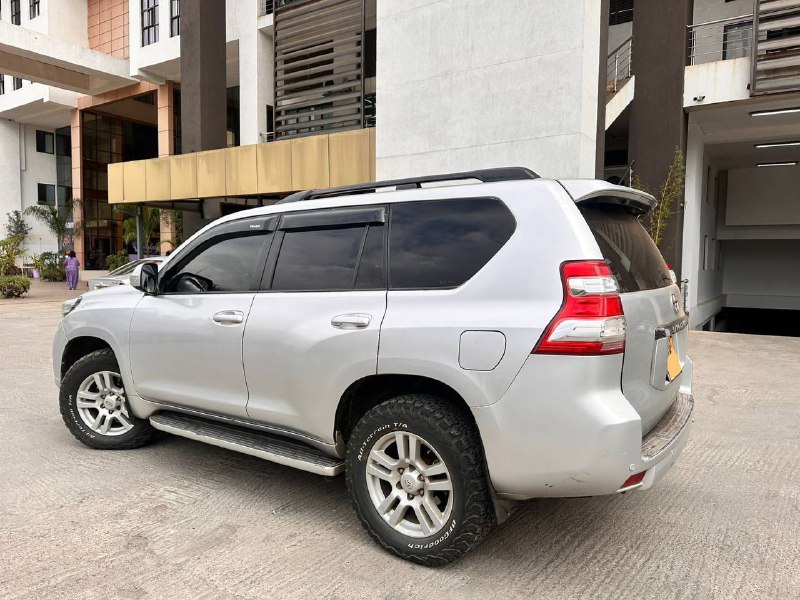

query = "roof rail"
[{"left": 277, "top": 167, "right": 539, "bottom": 204}]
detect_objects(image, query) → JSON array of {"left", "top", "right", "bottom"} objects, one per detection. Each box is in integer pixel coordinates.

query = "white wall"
[
  {"left": 727, "top": 166, "right": 800, "bottom": 226},
  {"left": 238, "top": 0, "right": 273, "bottom": 145},
  {"left": 722, "top": 239, "right": 800, "bottom": 310},
  {"left": 376, "top": 0, "right": 602, "bottom": 180},
  {"left": 19, "top": 125, "right": 59, "bottom": 254},
  {"left": 0, "top": 121, "right": 23, "bottom": 237}
]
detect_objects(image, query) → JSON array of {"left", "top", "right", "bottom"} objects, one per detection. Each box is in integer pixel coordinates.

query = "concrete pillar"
[
  {"left": 238, "top": 1, "right": 273, "bottom": 145},
  {"left": 628, "top": 0, "right": 692, "bottom": 277},
  {"left": 595, "top": 0, "right": 610, "bottom": 178},
  {"left": 157, "top": 81, "right": 178, "bottom": 255},
  {"left": 681, "top": 120, "right": 705, "bottom": 325},
  {"left": 180, "top": 0, "right": 227, "bottom": 153},
  {"left": 70, "top": 109, "right": 84, "bottom": 266}
]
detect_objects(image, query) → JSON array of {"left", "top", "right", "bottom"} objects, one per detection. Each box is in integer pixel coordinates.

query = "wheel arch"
[
  {"left": 61, "top": 336, "right": 114, "bottom": 379},
  {"left": 335, "top": 374, "right": 479, "bottom": 447}
]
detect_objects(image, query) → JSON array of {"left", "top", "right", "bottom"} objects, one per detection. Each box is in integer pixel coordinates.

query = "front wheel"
[
  {"left": 59, "top": 349, "right": 156, "bottom": 450},
  {"left": 345, "top": 395, "right": 495, "bottom": 565}
]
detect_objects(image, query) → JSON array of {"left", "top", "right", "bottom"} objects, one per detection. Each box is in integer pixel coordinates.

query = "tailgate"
[{"left": 579, "top": 202, "right": 687, "bottom": 434}]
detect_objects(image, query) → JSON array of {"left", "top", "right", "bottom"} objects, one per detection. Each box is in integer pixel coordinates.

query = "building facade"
[{"left": 2, "top": 0, "right": 800, "bottom": 332}]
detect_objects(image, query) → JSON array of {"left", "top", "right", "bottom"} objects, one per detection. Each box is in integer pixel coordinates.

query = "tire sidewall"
[
  {"left": 347, "top": 407, "right": 471, "bottom": 559},
  {"left": 60, "top": 352, "right": 146, "bottom": 448}
]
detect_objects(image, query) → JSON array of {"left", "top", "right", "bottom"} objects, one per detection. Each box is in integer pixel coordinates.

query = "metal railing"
[
  {"left": 607, "top": 36, "right": 633, "bottom": 94},
  {"left": 688, "top": 14, "right": 753, "bottom": 65}
]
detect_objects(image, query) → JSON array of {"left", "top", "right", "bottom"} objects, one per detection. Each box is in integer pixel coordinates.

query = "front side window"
[
  {"left": 11, "top": 0, "right": 20, "bottom": 24},
  {"left": 36, "top": 130, "right": 54, "bottom": 154},
  {"left": 142, "top": 0, "right": 159, "bottom": 46},
  {"left": 164, "top": 230, "right": 269, "bottom": 293},
  {"left": 389, "top": 198, "right": 516, "bottom": 289},
  {"left": 29, "top": 0, "right": 40, "bottom": 19},
  {"left": 170, "top": 0, "right": 180, "bottom": 36}
]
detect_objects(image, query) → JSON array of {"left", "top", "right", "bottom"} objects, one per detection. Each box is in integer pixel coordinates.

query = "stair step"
[{"left": 150, "top": 412, "right": 344, "bottom": 476}]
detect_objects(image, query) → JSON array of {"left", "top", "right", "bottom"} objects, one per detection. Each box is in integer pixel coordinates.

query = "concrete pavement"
[{"left": 0, "top": 292, "right": 798, "bottom": 599}]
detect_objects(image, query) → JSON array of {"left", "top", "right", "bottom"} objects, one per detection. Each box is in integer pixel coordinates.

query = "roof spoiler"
[{"left": 558, "top": 179, "right": 657, "bottom": 214}]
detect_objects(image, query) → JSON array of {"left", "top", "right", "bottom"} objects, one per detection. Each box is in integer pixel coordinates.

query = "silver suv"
[{"left": 53, "top": 168, "right": 693, "bottom": 565}]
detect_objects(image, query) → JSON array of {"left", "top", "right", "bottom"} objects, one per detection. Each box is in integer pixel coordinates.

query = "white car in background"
[{"left": 88, "top": 257, "right": 166, "bottom": 291}]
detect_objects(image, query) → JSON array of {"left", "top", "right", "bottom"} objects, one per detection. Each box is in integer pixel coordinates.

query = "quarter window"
[
  {"left": 388, "top": 198, "right": 516, "bottom": 289},
  {"left": 165, "top": 231, "right": 269, "bottom": 293}
]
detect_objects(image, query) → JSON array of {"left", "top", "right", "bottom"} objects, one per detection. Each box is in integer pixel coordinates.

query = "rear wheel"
[
  {"left": 59, "top": 349, "right": 156, "bottom": 450},
  {"left": 345, "top": 395, "right": 495, "bottom": 565}
]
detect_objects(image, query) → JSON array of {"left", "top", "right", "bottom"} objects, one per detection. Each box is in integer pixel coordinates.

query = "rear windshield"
[{"left": 581, "top": 205, "right": 672, "bottom": 293}]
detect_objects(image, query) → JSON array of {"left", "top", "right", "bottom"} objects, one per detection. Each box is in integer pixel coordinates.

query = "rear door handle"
[
  {"left": 213, "top": 310, "right": 244, "bottom": 325},
  {"left": 331, "top": 313, "right": 371, "bottom": 329}
]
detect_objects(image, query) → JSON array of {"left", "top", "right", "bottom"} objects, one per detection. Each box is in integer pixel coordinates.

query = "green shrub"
[
  {"left": 0, "top": 275, "right": 30, "bottom": 298},
  {"left": 106, "top": 250, "right": 130, "bottom": 272},
  {"left": 39, "top": 252, "right": 66, "bottom": 282}
]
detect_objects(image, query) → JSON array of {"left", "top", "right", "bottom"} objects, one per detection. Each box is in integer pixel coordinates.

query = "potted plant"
[{"left": 31, "top": 253, "right": 45, "bottom": 279}]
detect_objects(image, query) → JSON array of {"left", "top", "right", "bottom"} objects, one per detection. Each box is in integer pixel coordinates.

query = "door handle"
[
  {"left": 331, "top": 313, "right": 371, "bottom": 329},
  {"left": 213, "top": 310, "right": 244, "bottom": 325}
]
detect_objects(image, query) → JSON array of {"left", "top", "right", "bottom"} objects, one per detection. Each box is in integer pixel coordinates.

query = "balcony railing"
[
  {"left": 688, "top": 14, "right": 754, "bottom": 65},
  {"left": 258, "top": 0, "right": 274, "bottom": 16},
  {"left": 607, "top": 36, "right": 633, "bottom": 94}
]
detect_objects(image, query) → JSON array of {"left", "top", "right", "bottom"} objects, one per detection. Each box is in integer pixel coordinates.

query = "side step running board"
[{"left": 150, "top": 412, "right": 344, "bottom": 476}]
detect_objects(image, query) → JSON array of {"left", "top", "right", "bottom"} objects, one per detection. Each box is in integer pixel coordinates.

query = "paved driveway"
[{"left": 1, "top": 288, "right": 798, "bottom": 599}]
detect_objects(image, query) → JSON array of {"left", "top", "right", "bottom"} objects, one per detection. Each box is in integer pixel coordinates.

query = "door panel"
[
  {"left": 243, "top": 291, "right": 386, "bottom": 441},
  {"left": 129, "top": 293, "right": 255, "bottom": 418}
]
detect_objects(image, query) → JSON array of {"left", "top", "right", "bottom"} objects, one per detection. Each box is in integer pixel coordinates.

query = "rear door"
[
  {"left": 579, "top": 203, "right": 688, "bottom": 433},
  {"left": 242, "top": 206, "right": 388, "bottom": 442}
]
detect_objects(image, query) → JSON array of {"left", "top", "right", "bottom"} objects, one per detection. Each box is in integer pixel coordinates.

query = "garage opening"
[{"left": 713, "top": 308, "right": 800, "bottom": 337}]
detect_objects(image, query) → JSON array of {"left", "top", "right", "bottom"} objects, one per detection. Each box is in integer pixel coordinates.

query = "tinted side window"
[
  {"left": 355, "top": 224, "right": 386, "bottom": 289},
  {"left": 581, "top": 205, "right": 672, "bottom": 292},
  {"left": 272, "top": 226, "right": 366, "bottom": 291},
  {"left": 165, "top": 232, "right": 268, "bottom": 293},
  {"left": 389, "top": 198, "right": 516, "bottom": 289}
]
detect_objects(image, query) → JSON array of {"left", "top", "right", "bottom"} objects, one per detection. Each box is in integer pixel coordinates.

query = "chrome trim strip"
[{"left": 654, "top": 315, "right": 689, "bottom": 339}]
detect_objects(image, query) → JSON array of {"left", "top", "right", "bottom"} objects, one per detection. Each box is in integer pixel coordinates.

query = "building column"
[
  {"left": 681, "top": 120, "right": 705, "bottom": 325},
  {"left": 238, "top": 2, "right": 273, "bottom": 145},
  {"left": 628, "top": 0, "right": 692, "bottom": 277},
  {"left": 157, "top": 81, "right": 178, "bottom": 254},
  {"left": 70, "top": 109, "right": 84, "bottom": 267},
  {"left": 180, "top": 0, "right": 227, "bottom": 153}
]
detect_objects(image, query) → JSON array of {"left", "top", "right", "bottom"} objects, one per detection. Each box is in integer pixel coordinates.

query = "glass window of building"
[
  {"left": 36, "top": 130, "right": 54, "bottom": 154},
  {"left": 171, "top": 0, "right": 180, "bottom": 37},
  {"left": 29, "top": 0, "right": 40, "bottom": 19},
  {"left": 37, "top": 184, "right": 56, "bottom": 206},
  {"left": 142, "top": 0, "right": 159, "bottom": 46},
  {"left": 11, "top": 0, "right": 21, "bottom": 25}
]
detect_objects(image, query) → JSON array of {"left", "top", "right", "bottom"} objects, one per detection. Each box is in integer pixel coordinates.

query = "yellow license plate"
[{"left": 666, "top": 337, "right": 682, "bottom": 382}]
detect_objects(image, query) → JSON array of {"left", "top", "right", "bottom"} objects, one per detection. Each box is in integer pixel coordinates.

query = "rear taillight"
[{"left": 533, "top": 260, "right": 626, "bottom": 356}]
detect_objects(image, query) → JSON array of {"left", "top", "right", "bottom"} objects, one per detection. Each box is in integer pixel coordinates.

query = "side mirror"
[{"left": 131, "top": 262, "right": 159, "bottom": 295}]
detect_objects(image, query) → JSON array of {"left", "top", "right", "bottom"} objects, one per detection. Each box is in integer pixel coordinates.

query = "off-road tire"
[
  {"left": 59, "top": 348, "right": 156, "bottom": 450},
  {"left": 346, "top": 394, "right": 495, "bottom": 565}
]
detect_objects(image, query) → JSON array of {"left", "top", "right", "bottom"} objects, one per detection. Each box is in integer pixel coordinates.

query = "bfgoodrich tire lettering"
[
  {"left": 346, "top": 394, "right": 495, "bottom": 565},
  {"left": 59, "top": 349, "right": 156, "bottom": 450}
]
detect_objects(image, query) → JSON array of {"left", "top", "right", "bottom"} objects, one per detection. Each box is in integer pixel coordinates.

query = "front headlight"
[{"left": 62, "top": 296, "right": 82, "bottom": 317}]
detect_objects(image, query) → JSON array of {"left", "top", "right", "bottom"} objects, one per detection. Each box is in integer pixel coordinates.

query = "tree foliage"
[
  {"left": 24, "top": 198, "right": 79, "bottom": 253},
  {"left": 5, "top": 211, "right": 32, "bottom": 240},
  {"left": 630, "top": 147, "right": 686, "bottom": 249}
]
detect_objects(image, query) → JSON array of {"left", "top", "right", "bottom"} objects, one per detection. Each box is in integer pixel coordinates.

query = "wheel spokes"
[
  {"left": 369, "top": 448, "right": 399, "bottom": 471},
  {"left": 366, "top": 463, "right": 393, "bottom": 482}
]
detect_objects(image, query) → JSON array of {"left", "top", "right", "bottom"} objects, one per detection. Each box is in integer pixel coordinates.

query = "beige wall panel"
[
  {"left": 145, "top": 157, "right": 171, "bottom": 201},
  {"left": 226, "top": 145, "right": 258, "bottom": 196},
  {"left": 123, "top": 160, "right": 146, "bottom": 204},
  {"left": 197, "top": 149, "right": 227, "bottom": 198},
  {"left": 256, "top": 141, "right": 293, "bottom": 194},
  {"left": 329, "top": 129, "right": 371, "bottom": 188},
  {"left": 291, "top": 135, "right": 330, "bottom": 190},
  {"left": 170, "top": 153, "right": 198, "bottom": 199},
  {"left": 368, "top": 127, "right": 376, "bottom": 182},
  {"left": 108, "top": 162, "right": 124, "bottom": 203}
]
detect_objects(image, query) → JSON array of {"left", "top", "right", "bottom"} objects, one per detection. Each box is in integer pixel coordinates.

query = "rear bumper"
[{"left": 473, "top": 354, "right": 694, "bottom": 500}]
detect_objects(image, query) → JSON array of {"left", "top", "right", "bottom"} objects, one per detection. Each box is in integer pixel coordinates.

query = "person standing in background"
[{"left": 65, "top": 251, "right": 80, "bottom": 290}]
